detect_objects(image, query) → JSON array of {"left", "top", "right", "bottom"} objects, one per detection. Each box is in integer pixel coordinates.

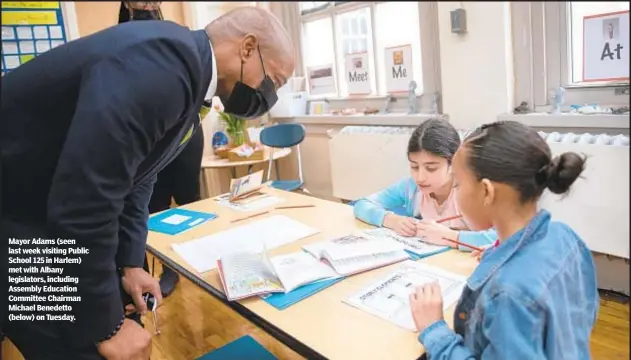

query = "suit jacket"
[{"left": 0, "top": 20, "right": 213, "bottom": 347}]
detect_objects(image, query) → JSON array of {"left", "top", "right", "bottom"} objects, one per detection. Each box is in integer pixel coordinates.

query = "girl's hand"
[
  {"left": 409, "top": 282, "right": 444, "bottom": 333},
  {"left": 471, "top": 244, "right": 492, "bottom": 262},
  {"left": 383, "top": 214, "right": 417, "bottom": 237},
  {"left": 416, "top": 220, "right": 458, "bottom": 246}
]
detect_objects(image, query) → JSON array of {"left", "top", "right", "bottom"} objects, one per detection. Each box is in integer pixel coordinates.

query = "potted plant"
[{"left": 215, "top": 105, "right": 247, "bottom": 147}]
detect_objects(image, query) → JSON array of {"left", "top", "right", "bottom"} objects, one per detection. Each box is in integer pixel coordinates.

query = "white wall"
[{"left": 437, "top": 2, "right": 515, "bottom": 130}]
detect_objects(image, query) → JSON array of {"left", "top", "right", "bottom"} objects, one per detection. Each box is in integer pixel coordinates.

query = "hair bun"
[{"left": 546, "top": 152, "right": 586, "bottom": 194}]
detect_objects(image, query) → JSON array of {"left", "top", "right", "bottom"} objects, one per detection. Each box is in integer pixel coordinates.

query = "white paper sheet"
[
  {"left": 173, "top": 215, "right": 320, "bottom": 273},
  {"left": 345, "top": 261, "right": 466, "bottom": 331},
  {"left": 362, "top": 228, "right": 449, "bottom": 257},
  {"left": 16, "top": 27, "right": 32, "bottom": 39},
  {"left": 32, "top": 26, "right": 48, "bottom": 39}
]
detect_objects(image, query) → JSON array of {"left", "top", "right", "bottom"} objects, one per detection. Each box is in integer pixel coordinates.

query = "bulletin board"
[{"left": 1, "top": 2, "right": 68, "bottom": 76}]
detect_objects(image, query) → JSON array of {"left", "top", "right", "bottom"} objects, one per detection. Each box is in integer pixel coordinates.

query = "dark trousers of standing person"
[{"left": 148, "top": 127, "right": 205, "bottom": 297}]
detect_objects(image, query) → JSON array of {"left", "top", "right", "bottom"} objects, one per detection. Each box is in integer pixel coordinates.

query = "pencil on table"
[
  {"left": 231, "top": 211, "right": 269, "bottom": 223},
  {"left": 275, "top": 204, "right": 316, "bottom": 210}
]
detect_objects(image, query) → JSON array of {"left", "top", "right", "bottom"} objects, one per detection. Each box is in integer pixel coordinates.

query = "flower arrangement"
[{"left": 214, "top": 103, "right": 247, "bottom": 147}]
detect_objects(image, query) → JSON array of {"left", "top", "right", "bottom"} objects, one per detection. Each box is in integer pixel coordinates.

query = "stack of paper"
[
  {"left": 173, "top": 215, "right": 319, "bottom": 273},
  {"left": 215, "top": 193, "right": 285, "bottom": 212},
  {"left": 303, "top": 235, "right": 409, "bottom": 276},
  {"left": 344, "top": 261, "right": 466, "bottom": 331}
]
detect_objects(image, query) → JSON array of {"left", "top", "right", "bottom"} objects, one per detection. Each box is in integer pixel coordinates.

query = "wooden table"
[
  {"left": 200, "top": 148, "right": 292, "bottom": 198},
  {"left": 146, "top": 188, "right": 478, "bottom": 360}
]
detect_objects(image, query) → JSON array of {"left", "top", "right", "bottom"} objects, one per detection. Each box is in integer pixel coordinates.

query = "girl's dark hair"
[
  {"left": 463, "top": 121, "right": 586, "bottom": 202},
  {"left": 118, "top": 2, "right": 131, "bottom": 24},
  {"left": 118, "top": 1, "right": 163, "bottom": 24},
  {"left": 407, "top": 119, "right": 461, "bottom": 163}
]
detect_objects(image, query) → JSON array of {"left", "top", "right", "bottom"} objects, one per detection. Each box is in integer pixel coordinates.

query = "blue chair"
[
  {"left": 259, "top": 123, "right": 307, "bottom": 193},
  {"left": 196, "top": 335, "right": 277, "bottom": 360}
]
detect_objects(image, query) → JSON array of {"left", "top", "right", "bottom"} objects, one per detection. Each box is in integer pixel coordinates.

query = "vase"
[{"left": 229, "top": 129, "right": 245, "bottom": 147}]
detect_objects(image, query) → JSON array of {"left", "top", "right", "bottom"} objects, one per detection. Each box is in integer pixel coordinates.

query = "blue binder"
[
  {"left": 262, "top": 277, "right": 345, "bottom": 310},
  {"left": 148, "top": 208, "right": 217, "bottom": 235}
]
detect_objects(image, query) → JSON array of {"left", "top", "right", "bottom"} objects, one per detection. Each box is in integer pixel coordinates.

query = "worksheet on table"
[
  {"left": 172, "top": 215, "right": 320, "bottom": 273},
  {"left": 345, "top": 261, "right": 466, "bottom": 331}
]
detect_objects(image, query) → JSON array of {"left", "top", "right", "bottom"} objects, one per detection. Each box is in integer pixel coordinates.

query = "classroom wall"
[
  {"left": 436, "top": 2, "right": 514, "bottom": 130},
  {"left": 274, "top": 2, "right": 518, "bottom": 200},
  {"left": 74, "top": 1, "right": 187, "bottom": 37}
]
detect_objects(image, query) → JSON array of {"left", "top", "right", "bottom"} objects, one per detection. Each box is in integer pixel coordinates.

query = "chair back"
[{"left": 260, "top": 123, "right": 306, "bottom": 148}]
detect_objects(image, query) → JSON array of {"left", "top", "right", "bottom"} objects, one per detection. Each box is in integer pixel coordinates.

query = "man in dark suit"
[{"left": 0, "top": 6, "right": 294, "bottom": 359}]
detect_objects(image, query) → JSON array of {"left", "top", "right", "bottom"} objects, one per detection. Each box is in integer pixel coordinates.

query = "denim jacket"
[
  {"left": 353, "top": 177, "right": 496, "bottom": 250},
  {"left": 419, "top": 210, "right": 599, "bottom": 359}
]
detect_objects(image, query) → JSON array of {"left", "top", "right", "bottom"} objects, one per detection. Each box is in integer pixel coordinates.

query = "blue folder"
[
  {"left": 406, "top": 247, "right": 451, "bottom": 261},
  {"left": 197, "top": 335, "right": 277, "bottom": 360},
  {"left": 148, "top": 208, "right": 217, "bottom": 235},
  {"left": 261, "top": 277, "right": 345, "bottom": 310}
]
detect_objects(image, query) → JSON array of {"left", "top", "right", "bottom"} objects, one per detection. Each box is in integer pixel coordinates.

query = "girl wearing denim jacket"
[
  {"left": 353, "top": 119, "right": 496, "bottom": 251},
  {"left": 410, "top": 121, "right": 598, "bottom": 359}
]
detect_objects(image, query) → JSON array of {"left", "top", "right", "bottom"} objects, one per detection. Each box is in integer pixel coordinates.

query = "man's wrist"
[{"left": 120, "top": 266, "right": 141, "bottom": 277}]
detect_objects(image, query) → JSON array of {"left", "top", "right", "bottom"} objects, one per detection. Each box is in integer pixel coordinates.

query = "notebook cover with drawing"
[
  {"left": 148, "top": 208, "right": 217, "bottom": 235},
  {"left": 229, "top": 170, "right": 264, "bottom": 201}
]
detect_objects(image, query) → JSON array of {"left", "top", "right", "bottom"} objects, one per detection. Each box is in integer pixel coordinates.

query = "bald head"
[{"left": 205, "top": 6, "right": 295, "bottom": 115}]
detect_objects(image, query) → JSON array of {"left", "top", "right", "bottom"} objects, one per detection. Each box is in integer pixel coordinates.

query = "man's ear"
[
  {"left": 240, "top": 34, "right": 258, "bottom": 62},
  {"left": 481, "top": 178, "right": 495, "bottom": 206}
]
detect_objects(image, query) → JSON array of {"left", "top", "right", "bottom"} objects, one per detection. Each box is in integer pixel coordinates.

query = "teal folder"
[
  {"left": 261, "top": 277, "right": 344, "bottom": 310},
  {"left": 196, "top": 335, "right": 277, "bottom": 360},
  {"left": 148, "top": 208, "right": 217, "bottom": 235}
]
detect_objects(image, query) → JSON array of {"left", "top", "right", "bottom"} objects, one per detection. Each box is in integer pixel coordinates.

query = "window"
[
  {"left": 298, "top": 2, "right": 440, "bottom": 101},
  {"left": 568, "top": 2, "right": 630, "bottom": 84},
  {"left": 513, "top": 2, "right": 629, "bottom": 111},
  {"left": 374, "top": 2, "right": 422, "bottom": 95},
  {"left": 335, "top": 7, "right": 374, "bottom": 96}
]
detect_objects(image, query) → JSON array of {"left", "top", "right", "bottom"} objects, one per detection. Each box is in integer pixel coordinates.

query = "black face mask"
[
  {"left": 130, "top": 9, "right": 160, "bottom": 21},
  {"left": 222, "top": 46, "right": 278, "bottom": 119}
]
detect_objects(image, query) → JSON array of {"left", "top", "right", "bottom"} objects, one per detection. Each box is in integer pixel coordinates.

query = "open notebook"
[
  {"left": 217, "top": 250, "right": 339, "bottom": 301},
  {"left": 361, "top": 227, "right": 449, "bottom": 258},
  {"left": 302, "top": 235, "right": 409, "bottom": 276}
]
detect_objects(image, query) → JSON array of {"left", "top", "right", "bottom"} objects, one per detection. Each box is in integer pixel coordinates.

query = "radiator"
[{"left": 329, "top": 126, "right": 630, "bottom": 259}]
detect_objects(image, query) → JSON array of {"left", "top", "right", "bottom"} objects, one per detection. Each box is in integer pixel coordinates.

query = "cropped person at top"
[
  {"left": 0, "top": 6, "right": 294, "bottom": 360},
  {"left": 117, "top": 0, "right": 196, "bottom": 301},
  {"left": 409, "top": 121, "right": 598, "bottom": 359},
  {"left": 353, "top": 119, "right": 495, "bottom": 250}
]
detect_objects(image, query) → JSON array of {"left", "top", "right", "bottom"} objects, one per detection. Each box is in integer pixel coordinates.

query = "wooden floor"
[{"left": 3, "top": 257, "right": 629, "bottom": 359}]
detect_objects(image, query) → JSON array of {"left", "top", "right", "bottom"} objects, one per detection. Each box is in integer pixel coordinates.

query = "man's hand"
[
  {"left": 121, "top": 267, "right": 162, "bottom": 314},
  {"left": 383, "top": 214, "right": 417, "bottom": 237},
  {"left": 97, "top": 318, "right": 152, "bottom": 360}
]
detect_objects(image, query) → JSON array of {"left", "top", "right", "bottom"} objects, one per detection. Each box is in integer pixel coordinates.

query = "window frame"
[
  {"left": 297, "top": 1, "right": 443, "bottom": 113},
  {"left": 513, "top": 2, "right": 629, "bottom": 113}
]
